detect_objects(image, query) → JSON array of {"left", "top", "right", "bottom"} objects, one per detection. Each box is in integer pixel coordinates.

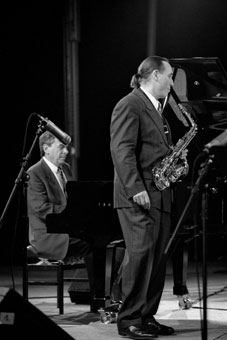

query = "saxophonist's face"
[{"left": 156, "top": 61, "right": 174, "bottom": 99}]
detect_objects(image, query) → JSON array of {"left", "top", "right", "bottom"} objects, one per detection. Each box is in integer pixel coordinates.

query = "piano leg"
[
  {"left": 67, "top": 248, "right": 106, "bottom": 312},
  {"left": 172, "top": 238, "right": 189, "bottom": 296},
  {"left": 171, "top": 181, "right": 194, "bottom": 309},
  {"left": 105, "top": 240, "right": 125, "bottom": 306},
  {"left": 88, "top": 247, "right": 107, "bottom": 312},
  {"left": 83, "top": 242, "right": 125, "bottom": 312},
  {"left": 68, "top": 238, "right": 125, "bottom": 313}
]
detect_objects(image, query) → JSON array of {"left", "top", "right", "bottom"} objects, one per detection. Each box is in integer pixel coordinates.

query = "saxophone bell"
[
  {"left": 153, "top": 170, "right": 171, "bottom": 191},
  {"left": 168, "top": 159, "right": 189, "bottom": 183}
]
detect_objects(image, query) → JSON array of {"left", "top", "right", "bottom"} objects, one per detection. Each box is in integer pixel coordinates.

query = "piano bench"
[{"left": 22, "top": 246, "right": 88, "bottom": 315}]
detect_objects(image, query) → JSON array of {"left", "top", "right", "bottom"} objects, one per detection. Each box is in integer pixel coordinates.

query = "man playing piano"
[{"left": 27, "top": 131, "right": 91, "bottom": 268}]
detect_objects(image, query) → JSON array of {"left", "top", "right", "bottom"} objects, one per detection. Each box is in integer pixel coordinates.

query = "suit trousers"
[{"left": 116, "top": 204, "right": 171, "bottom": 330}]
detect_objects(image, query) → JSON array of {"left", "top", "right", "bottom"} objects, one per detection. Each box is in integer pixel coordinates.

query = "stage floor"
[{"left": 0, "top": 259, "right": 226, "bottom": 340}]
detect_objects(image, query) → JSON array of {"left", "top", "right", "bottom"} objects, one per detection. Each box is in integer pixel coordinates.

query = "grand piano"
[
  {"left": 165, "top": 57, "right": 227, "bottom": 261},
  {"left": 46, "top": 180, "right": 123, "bottom": 312}
]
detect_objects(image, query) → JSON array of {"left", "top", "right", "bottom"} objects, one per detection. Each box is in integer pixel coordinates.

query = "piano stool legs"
[
  {"left": 23, "top": 241, "right": 126, "bottom": 314},
  {"left": 22, "top": 258, "right": 64, "bottom": 314},
  {"left": 22, "top": 246, "right": 88, "bottom": 315}
]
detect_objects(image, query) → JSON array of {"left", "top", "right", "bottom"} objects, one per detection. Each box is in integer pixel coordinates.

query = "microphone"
[
  {"left": 37, "top": 114, "right": 71, "bottom": 145},
  {"left": 203, "top": 129, "right": 227, "bottom": 153}
]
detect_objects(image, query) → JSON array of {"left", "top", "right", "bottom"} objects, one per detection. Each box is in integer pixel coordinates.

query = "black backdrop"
[{"left": 1, "top": 0, "right": 227, "bottom": 263}]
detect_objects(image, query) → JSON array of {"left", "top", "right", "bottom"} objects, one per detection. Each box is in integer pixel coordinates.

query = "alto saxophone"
[{"left": 152, "top": 104, "right": 198, "bottom": 191}]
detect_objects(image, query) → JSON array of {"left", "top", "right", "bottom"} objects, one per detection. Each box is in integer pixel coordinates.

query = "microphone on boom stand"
[{"left": 36, "top": 114, "right": 71, "bottom": 145}]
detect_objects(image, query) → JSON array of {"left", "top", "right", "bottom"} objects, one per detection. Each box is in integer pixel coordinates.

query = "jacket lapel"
[
  {"left": 40, "top": 159, "right": 66, "bottom": 200},
  {"left": 133, "top": 88, "right": 171, "bottom": 146}
]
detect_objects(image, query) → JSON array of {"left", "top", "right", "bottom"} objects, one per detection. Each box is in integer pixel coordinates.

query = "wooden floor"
[{"left": 0, "top": 259, "right": 227, "bottom": 340}]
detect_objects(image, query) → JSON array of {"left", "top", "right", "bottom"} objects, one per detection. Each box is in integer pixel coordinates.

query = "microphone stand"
[
  {"left": 0, "top": 123, "right": 44, "bottom": 232},
  {"left": 0, "top": 121, "right": 45, "bottom": 297},
  {"left": 164, "top": 153, "right": 214, "bottom": 340}
]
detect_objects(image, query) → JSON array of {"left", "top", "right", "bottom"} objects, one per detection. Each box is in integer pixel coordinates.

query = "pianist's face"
[{"left": 44, "top": 137, "right": 69, "bottom": 167}]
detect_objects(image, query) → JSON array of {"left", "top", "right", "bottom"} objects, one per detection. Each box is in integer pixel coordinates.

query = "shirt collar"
[
  {"left": 140, "top": 86, "right": 160, "bottom": 110},
  {"left": 43, "top": 157, "right": 58, "bottom": 174}
]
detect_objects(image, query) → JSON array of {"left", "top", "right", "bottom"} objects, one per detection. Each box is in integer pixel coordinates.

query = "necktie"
[
  {"left": 57, "top": 167, "right": 67, "bottom": 194},
  {"left": 157, "top": 102, "right": 171, "bottom": 143},
  {"left": 157, "top": 102, "right": 162, "bottom": 116}
]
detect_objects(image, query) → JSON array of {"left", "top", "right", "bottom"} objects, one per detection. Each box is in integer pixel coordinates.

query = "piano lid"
[{"left": 168, "top": 57, "right": 227, "bottom": 130}]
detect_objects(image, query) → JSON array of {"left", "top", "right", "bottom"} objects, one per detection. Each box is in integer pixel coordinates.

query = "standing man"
[{"left": 110, "top": 56, "right": 181, "bottom": 339}]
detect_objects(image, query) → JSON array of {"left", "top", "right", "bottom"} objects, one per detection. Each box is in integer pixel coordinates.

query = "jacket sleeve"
[{"left": 110, "top": 98, "right": 146, "bottom": 199}]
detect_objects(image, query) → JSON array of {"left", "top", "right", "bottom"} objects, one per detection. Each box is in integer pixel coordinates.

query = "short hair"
[
  {"left": 130, "top": 56, "right": 169, "bottom": 88},
  {"left": 39, "top": 131, "right": 56, "bottom": 157}
]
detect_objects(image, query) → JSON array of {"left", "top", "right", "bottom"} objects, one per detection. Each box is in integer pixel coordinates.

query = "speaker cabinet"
[{"left": 0, "top": 288, "right": 74, "bottom": 339}]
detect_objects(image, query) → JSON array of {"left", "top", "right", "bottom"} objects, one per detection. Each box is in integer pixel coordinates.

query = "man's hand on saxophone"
[
  {"left": 180, "top": 148, "right": 188, "bottom": 160},
  {"left": 179, "top": 148, "right": 189, "bottom": 177}
]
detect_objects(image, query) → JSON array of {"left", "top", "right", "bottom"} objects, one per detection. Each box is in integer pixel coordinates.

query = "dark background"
[{"left": 1, "top": 0, "right": 227, "bottom": 264}]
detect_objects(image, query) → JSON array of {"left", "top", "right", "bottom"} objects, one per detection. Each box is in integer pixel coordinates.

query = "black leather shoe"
[
  {"left": 119, "top": 325, "right": 157, "bottom": 339},
  {"left": 145, "top": 318, "right": 175, "bottom": 336}
]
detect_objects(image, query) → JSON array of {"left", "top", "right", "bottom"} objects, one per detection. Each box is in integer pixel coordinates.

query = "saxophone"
[{"left": 152, "top": 104, "right": 198, "bottom": 191}]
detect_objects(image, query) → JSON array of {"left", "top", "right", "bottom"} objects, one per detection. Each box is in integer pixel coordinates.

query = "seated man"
[{"left": 27, "top": 130, "right": 91, "bottom": 266}]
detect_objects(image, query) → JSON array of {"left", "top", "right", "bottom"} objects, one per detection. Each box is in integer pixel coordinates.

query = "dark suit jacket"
[
  {"left": 110, "top": 88, "right": 172, "bottom": 212},
  {"left": 27, "top": 158, "right": 72, "bottom": 259}
]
